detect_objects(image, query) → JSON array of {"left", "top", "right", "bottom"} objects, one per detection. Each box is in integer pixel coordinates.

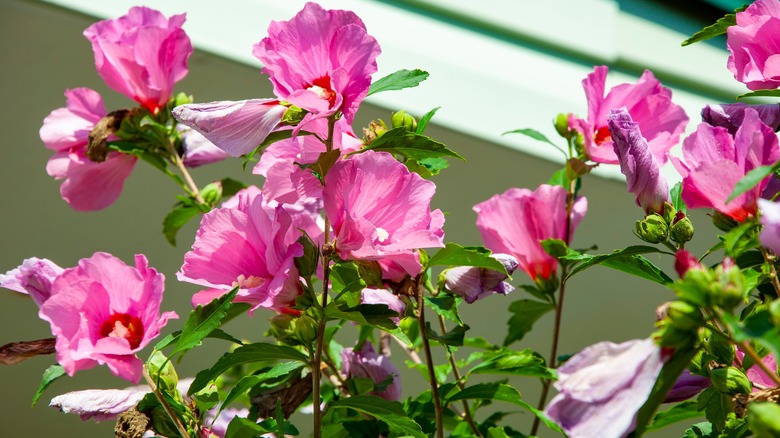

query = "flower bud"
[
  {"left": 200, "top": 181, "right": 222, "bottom": 206},
  {"left": 281, "top": 104, "right": 306, "bottom": 126},
  {"left": 662, "top": 202, "right": 677, "bottom": 225},
  {"left": 146, "top": 351, "right": 178, "bottom": 395},
  {"left": 705, "top": 334, "right": 735, "bottom": 365},
  {"left": 363, "top": 120, "right": 387, "bottom": 144},
  {"left": 670, "top": 213, "right": 694, "bottom": 244},
  {"left": 712, "top": 258, "right": 746, "bottom": 309},
  {"left": 709, "top": 366, "right": 752, "bottom": 395},
  {"left": 391, "top": 110, "right": 417, "bottom": 132},
  {"left": 293, "top": 314, "right": 318, "bottom": 345},
  {"left": 654, "top": 323, "right": 697, "bottom": 350},
  {"left": 555, "top": 113, "right": 572, "bottom": 139},
  {"left": 636, "top": 213, "right": 668, "bottom": 243},
  {"left": 712, "top": 211, "right": 739, "bottom": 232},
  {"left": 674, "top": 250, "right": 702, "bottom": 278},
  {"left": 667, "top": 301, "right": 703, "bottom": 331}
]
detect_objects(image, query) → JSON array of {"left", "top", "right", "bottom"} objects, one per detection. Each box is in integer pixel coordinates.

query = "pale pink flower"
[
  {"left": 569, "top": 66, "right": 688, "bottom": 164},
  {"left": 544, "top": 339, "right": 665, "bottom": 438},
  {"left": 323, "top": 151, "right": 445, "bottom": 278},
  {"left": 39, "top": 253, "right": 177, "bottom": 383},
  {"left": 49, "top": 385, "right": 148, "bottom": 421},
  {"left": 607, "top": 107, "right": 670, "bottom": 214},
  {"left": 0, "top": 257, "right": 63, "bottom": 307},
  {"left": 342, "top": 343, "right": 401, "bottom": 401},
  {"left": 178, "top": 125, "right": 228, "bottom": 168},
  {"left": 673, "top": 108, "right": 780, "bottom": 222},
  {"left": 253, "top": 2, "right": 381, "bottom": 124},
  {"left": 760, "top": 199, "right": 780, "bottom": 254},
  {"left": 444, "top": 253, "right": 518, "bottom": 304},
  {"left": 83, "top": 6, "right": 192, "bottom": 113},
  {"left": 178, "top": 187, "right": 322, "bottom": 313},
  {"left": 727, "top": 0, "right": 780, "bottom": 90},
  {"left": 40, "top": 88, "right": 137, "bottom": 211},
  {"left": 474, "top": 184, "right": 587, "bottom": 282},
  {"left": 361, "top": 288, "right": 406, "bottom": 323}
]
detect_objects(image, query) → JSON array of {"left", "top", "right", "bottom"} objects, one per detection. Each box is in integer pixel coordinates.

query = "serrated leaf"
[
  {"left": 428, "top": 243, "right": 507, "bottom": 274},
  {"left": 328, "top": 395, "right": 427, "bottom": 438},
  {"left": 415, "top": 107, "right": 440, "bottom": 134},
  {"left": 31, "top": 365, "right": 66, "bottom": 406},
  {"left": 424, "top": 295, "right": 463, "bottom": 325},
  {"left": 171, "top": 287, "right": 239, "bottom": 356},
  {"left": 697, "top": 387, "right": 733, "bottom": 432},
  {"left": 162, "top": 203, "right": 201, "bottom": 246},
  {"left": 504, "top": 299, "right": 555, "bottom": 345},
  {"left": 368, "top": 69, "right": 429, "bottom": 96},
  {"left": 218, "top": 362, "right": 304, "bottom": 419},
  {"left": 189, "top": 343, "right": 308, "bottom": 395},
  {"left": 503, "top": 128, "right": 567, "bottom": 158},
  {"left": 357, "top": 127, "right": 463, "bottom": 162},
  {"left": 646, "top": 401, "right": 702, "bottom": 431},
  {"left": 469, "top": 348, "right": 555, "bottom": 379},
  {"left": 726, "top": 164, "right": 776, "bottom": 203},
  {"left": 681, "top": 11, "right": 737, "bottom": 46}
]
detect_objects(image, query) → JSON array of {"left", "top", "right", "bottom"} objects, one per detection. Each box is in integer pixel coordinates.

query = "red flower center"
[
  {"left": 307, "top": 76, "right": 337, "bottom": 106},
  {"left": 594, "top": 125, "right": 612, "bottom": 145},
  {"left": 99, "top": 313, "right": 144, "bottom": 349}
]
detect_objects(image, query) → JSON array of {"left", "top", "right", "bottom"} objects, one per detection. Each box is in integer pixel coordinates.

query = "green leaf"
[
  {"left": 171, "top": 287, "right": 239, "bottom": 356},
  {"left": 503, "top": 128, "right": 567, "bottom": 159},
  {"left": 162, "top": 203, "right": 201, "bottom": 246},
  {"left": 683, "top": 422, "right": 715, "bottom": 437},
  {"left": 504, "top": 299, "right": 555, "bottom": 345},
  {"left": 293, "top": 230, "right": 319, "bottom": 278},
  {"left": 428, "top": 243, "right": 507, "bottom": 274},
  {"left": 415, "top": 107, "right": 440, "bottom": 134},
  {"left": 368, "top": 69, "right": 429, "bottom": 96},
  {"left": 647, "top": 401, "right": 703, "bottom": 431},
  {"left": 328, "top": 395, "right": 427, "bottom": 438},
  {"left": 324, "top": 302, "right": 412, "bottom": 346},
  {"left": 220, "top": 178, "right": 247, "bottom": 199},
  {"left": 748, "top": 402, "right": 780, "bottom": 437},
  {"left": 469, "top": 348, "right": 555, "bottom": 379},
  {"left": 697, "top": 387, "right": 733, "bottom": 432},
  {"left": 722, "top": 311, "right": 780, "bottom": 362},
  {"left": 726, "top": 164, "right": 776, "bottom": 203},
  {"left": 330, "top": 262, "right": 367, "bottom": 301},
  {"left": 681, "top": 11, "right": 737, "bottom": 46},
  {"left": 189, "top": 343, "right": 308, "bottom": 395},
  {"left": 357, "top": 127, "right": 464, "bottom": 162},
  {"left": 225, "top": 416, "right": 273, "bottom": 438},
  {"left": 562, "top": 245, "right": 672, "bottom": 284},
  {"left": 32, "top": 365, "right": 66, "bottom": 406},
  {"left": 426, "top": 322, "right": 469, "bottom": 347},
  {"left": 723, "top": 221, "right": 760, "bottom": 258},
  {"left": 218, "top": 362, "right": 304, "bottom": 418},
  {"left": 424, "top": 295, "right": 463, "bottom": 326},
  {"left": 738, "top": 89, "right": 780, "bottom": 99},
  {"left": 671, "top": 182, "right": 687, "bottom": 214}
]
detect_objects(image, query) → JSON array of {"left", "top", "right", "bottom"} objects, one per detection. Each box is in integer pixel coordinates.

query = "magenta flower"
[
  {"left": 569, "top": 66, "right": 688, "bottom": 164},
  {"left": 172, "top": 99, "right": 286, "bottom": 157},
  {"left": 607, "top": 107, "right": 670, "bottom": 214},
  {"left": 323, "top": 151, "right": 445, "bottom": 278},
  {"left": 760, "top": 199, "right": 780, "bottom": 254},
  {"left": 544, "top": 338, "right": 665, "bottom": 438},
  {"left": 673, "top": 108, "right": 780, "bottom": 222},
  {"left": 474, "top": 184, "right": 587, "bottom": 282},
  {"left": 701, "top": 103, "right": 780, "bottom": 135},
  {"left": 83, "top": 6, "right": 192, "bottom": 113},
  {"left": 664, "top": 370, "right": 710, "bottom": 403},
  {"left": 253, "top": 2, "right": 381, "bottom": 124},
  {"left": 361, "top": 288, "right": 406, "bottom": 323},
  {"left": 39, "top": 253, "right": 177, "bottom": 383},
  {"left": 178, "top": 187, "right": 322, "bottom": 313},
  {"left": 0, "top": 257, "right": 63, "bottom": 307},
  {"left": 342, "top": 343, "right": 401, "bottom": 401},
  {"left": 727, "top": 0, "right": 780, "bottom": 90},
  {"left": 735, "top": 348, "right": 777, "bottom": 390},
  {"left": 674, "top": 249, "right": 703, "bottom": 278},
  {"left": 444, "top": 253, "right": 518, "bottom": 303},
  {"left": 40, "top": 88, "right": 137, "bottom": 211}
]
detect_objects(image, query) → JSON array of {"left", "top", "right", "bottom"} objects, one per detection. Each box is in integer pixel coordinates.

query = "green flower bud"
[
  {"left": 705, "top": 334, "right": 735, "bottom": 365},
  {"left": 554, "top": 113, "right": 572, "bottom": 139},
  {"left": 748, "top": 402, "right": 780, "bottom": 437},
  {"left": 654, "top": 323, "right": 697, "bottom": 350},
  {"left": 268, "top": 313, "right": 296, "bottom": 344},
  {"left": 662, "top": 202, "right": 677, "bottom": 225},
  {"left": 712, "top": 259, "right": 746, "bottom": 309},
  {"left": 535, "top": 275, "right": 559, "bottom": 295},
  {"left": 200, "top": 181, "right": 223, "bottom": 206},
  {"left": 670, "top": 214, "right": 695, "bottom": 244},
  {"left": 709, "top": 366, "right": 752, "bottom": 395},
  {"left": 636, "top": 213, "right": 668, "bottom": 243},
  {"left": 667, "top": 301, "right": 703, "bottom": 331},
  {"left": 146, "top": 351, "right": 178, "bottom": 395},
  {"left": 293, "top": 315, "right": 318, "bottom": 345},
  {"left": 281, "top": 105, "right": 306, "bottom": 126},
  {"left": 363, "top": 120, "right": 388, "bottom": 144},
  {"left": 391, "top": 110, "right": 417, "bottom": 132},
  {"left": 671, "top": 269, "right": 713, "bottom": 306},
  {"left": 712, "top": 211, "right": 738, "bottom": 232}
]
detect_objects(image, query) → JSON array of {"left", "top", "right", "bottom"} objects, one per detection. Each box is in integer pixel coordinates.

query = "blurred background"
[{"left": 0, "top": 0, "right": 751, "bottom": 436}]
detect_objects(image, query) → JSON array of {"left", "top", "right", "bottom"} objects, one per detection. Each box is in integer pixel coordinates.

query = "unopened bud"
[
  {"left": 667, "top": 301, "right": 703, "bottom": 331},
  {"left": 636, "top": 213, "right": 668, "bottom": 243},
  {"left": 391, "top": 110, "right": 417, "bottom": 132},
  {"left": 293, "top": 315, "right": 318, "bottom": 345},
  {"left": 712, "top": 211, "right": 738, "bottom": 232},
  {"left": 281, "top": 105, "right": 306, "bottom": 126},
  {"left": 655, "top": 323, "right": 696, "bottom": 350},
  {"left": 675, "top": 250, "right": 702, "bottom": 278},
  {"left": 705, "top": 334, "right": 735, "bottom": 365},
  {"left": 363, "top": 120, "right": 388, "bottom": 144},
  {"left": 709, "top": 366, "right": 751, "bottom": 395},
  {"left": 713, "top": 258, "right": 745, "bottom": 309},
  {"left": 146, "top": 351, "right": 178, "bottom": 394},
  {"left": 670, "top": 214, "right": 695, "bottom": 244},
  {"left": 554, "top": 113, "right": 572, "bottom": 139},
  {"left": 662, "top": 202, "right": 677, "bottom": 225},
  {"left": 200, "top": 181, "right": 222, "bottom": 206}
]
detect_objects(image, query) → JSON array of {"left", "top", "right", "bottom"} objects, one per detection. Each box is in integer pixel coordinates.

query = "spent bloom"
[
  {"left": 178, "top": 186, "right": 322, "bottom": 313},
  {"left": 701, "top": 103, "right": 780, "bottom": 135},
  {"left": 342, "top": 343, "right": 402, "bottom": 401},
  {"left": 760, "top": 199, "right": 780, "bottom": 254},
  {"left": 474, "top": 184, "right": 587, "bottom": 283},
  {"left": 727, "top": 0, "right": 780, "bottom": 91},
  {"left": 49, "top": 386, "right": 148, "bottom": 421},
  {"left": 568, "top": 66, "right": 688, "bottom": 164},
  {"left": 544, "top": 338, "right": 665, "bottom": 438},
  {"left": 253, "top": 2, "right": 381, "bottom": 124},
  {"left": 40, "top": 88, "right": 137, "bottom": 211},
  {"left": 673, "top": 108, "right": 780, "bottom": 222},
  {"left": 443, "top": 253, "right": 518, "bottom": 304},
  {"left": 39, "top": 253, "right": 177, "bottom": 383},
  {"left": 323, "top": 150, "right": 445, "bottom": 278},
  {"left": 83, "top": 6, "right": 192, "bottom": 113},
  {"left": 607, "top": 107, "right": 670, "bottom": 214},
  {"left": 0, "top": 257, "right": 63, "bottom": 307}
]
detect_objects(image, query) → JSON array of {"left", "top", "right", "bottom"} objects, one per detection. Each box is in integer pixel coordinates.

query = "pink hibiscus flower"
[{"left": 727, "top": 0, "right": 780, "bottom": 91}]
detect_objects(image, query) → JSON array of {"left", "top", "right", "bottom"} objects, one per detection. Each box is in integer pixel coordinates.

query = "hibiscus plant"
[{"left": 4, "top": 1, "right": 780, "bottom": 437}]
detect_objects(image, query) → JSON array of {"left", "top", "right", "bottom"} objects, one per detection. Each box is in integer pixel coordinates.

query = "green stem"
[
  {"left": 438, "top": 315, "right": 481, "bottom": 437},
  {"left": 165, "top": 138, "right": 204, "bottom": 205},
  {"left": 142, "top": 366, "right": 191, "bottom": 438},
  {"left": 417, "top": 275, "right": 444, "bottom": 438}
]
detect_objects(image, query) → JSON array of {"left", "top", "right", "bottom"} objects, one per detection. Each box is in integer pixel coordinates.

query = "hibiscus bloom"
[
  {"left": 727, "top": 0, "right": 780, "bottom": 91},
  {"left": 342, "top": 342, "right": 401, "bottom": 401}
]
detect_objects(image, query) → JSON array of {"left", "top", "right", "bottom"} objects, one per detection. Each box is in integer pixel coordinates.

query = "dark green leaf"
[
  {"left": 415, "top": 107, "right": 440, "bottom": 134},
  {"left": 697, "top": 387, "right": 733, "bottom": 432},
  {"left": 503, "top": 128, "right": 567, "bottom": 159},
  {"left": 206, "top": 328, "right": 245, "bottom": 346},
  {"left": 426, "top": 323, "right": 469, "bottom": 347},
  {"left": 722, "top": 311, "right": 780, "bottom": 362},
  {"left": 220, "top": 178, "right": 247, "bottom": 198},
  {"left": 294, "top": 230, "right": 319, "bottom": 278},
  {"left": 330, "top": 262, "right": 367, "bottom": 302},
  {"left": 356, "top": 127, "right": 464, "bottom": 162},
  {"left": 171, "top": 287, "right": 239, "bottom": 356},
  {"left": 310, "top": 149, "right": 341, "bottom": 180},
  {"left": 723, "top": 221, "right": 760, "bottom": 258},
  {"left": 324, "top": 302, "right": 412, "bottom": 346},
  {"left": 328, "top": 395, "right": 427, "bottom": 438},
  {"left": 504, "top": 300, "right": 555, "bottom": 345},
  {"left": 189, "top": 343, "right": 308, "bottom": 395},
  {"left": 681, "top": 11, "right": 737, "bottom": 46},
  {"left": 562, "top": 245, "right": 672, "bottom": 284},
  {"left": 647, "top": 401, "right": 703, "bottom": 431},
  {"left": 162, "top": 203, "right": 201, "bottom": 246},
  {"left": 428, "top": 243, "right": 507, "bottom": 274},
  {"left": 683, "top": 422, "right": 715, "bottom": 437},
  {"left": 738, "top": 89, "right": 780, "bottom": 99},
  {"left": 469, "top": 348, "right": 555, "bottom": 379},
  {"left": 424, "top": 295, "right": 463, "bottom": 325},
  {"left": 225, "top": 416, "right": 273, "bottom": 438},
  {"left": 368, "top": 69, "right": 429, "bottom": 96},
  {"left": 671, "top": 182, "right": 687, "bottom": 214},
  {"left": 219, "top": 362, "right": 304, "bottom": 418},
  {"left": 726, "top": 164, "right": 776, "bottom": 203},
  {"left": 32, "top": 365, "right": 66, "bottom": 406}
]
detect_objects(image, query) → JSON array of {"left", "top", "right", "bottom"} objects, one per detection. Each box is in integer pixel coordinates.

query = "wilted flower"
[
  {"left": 673, "top": 108, "right": 780, "bottom": 222},
  {"left": 342, "top": 343, "right": 401, "bottom": 401},
  {"left": 40, "top": 88, "right": 137, "bottom": 211},
  {"left": 178, "top": 187, "right": 322, "bottom": 313},
  {"left": 544, "top": 338, "right": 665, "bottom": 438},
  {"left": 323, "top": 151, "right": 445, "bottom": 278},
  {"left": 568, "top": 66, "right": 688, "bottom": 164},
  {"left": 701, "top": 103, "right": 780, "bottom": 135},
  {"left": 49, "top": 386, "right": 148, "bottom": 421},
  {"left": 83, "top": 6, "right": 192, "bottom": 113},
  {"left": 474, "top": 184, "right": 587, "bottom": 283},
  {"left": 727, "top": 0, "right": 780, "bottom": 90},
  {"left": 0, "top": 257, "right": 63, "bottom": 306},
  {"left": 39, "top": 253, "right": 177, "bottom": 383},
  {"left": 443, "top": 253, "right": 518, "bottom": 303},
  {"left": 607, "top": 107, "right": 670, "bottom": 214}
]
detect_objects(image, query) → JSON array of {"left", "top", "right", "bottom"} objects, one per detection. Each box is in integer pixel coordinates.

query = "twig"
[
  {"left": 416, "top": 275, "right": 444, "bottom": 438},
  {"left": 164, "top": 138, "right": 204, "bottom": 205},
  {"left": 438, "top": 315, "right": 481, "bottom": 437}
]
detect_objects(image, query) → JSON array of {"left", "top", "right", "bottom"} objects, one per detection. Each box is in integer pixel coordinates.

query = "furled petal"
[
  {"left": 701, "top": 103, "right": 780, "bottom": 135},
  {"left": 664, "top": 370, "right": 711, "bottom": 403},
  {"left": 179, "top": 126, "right": 228, "bottom": 167},
  {"left": 49, "top": 386, "right": 148, "bottom": 421},
  {"left": 0, "top": 257, "right": 64, "bottom": 307},
  {"left": 444, "top": 253, "right": 518, "bottom": 303}
]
